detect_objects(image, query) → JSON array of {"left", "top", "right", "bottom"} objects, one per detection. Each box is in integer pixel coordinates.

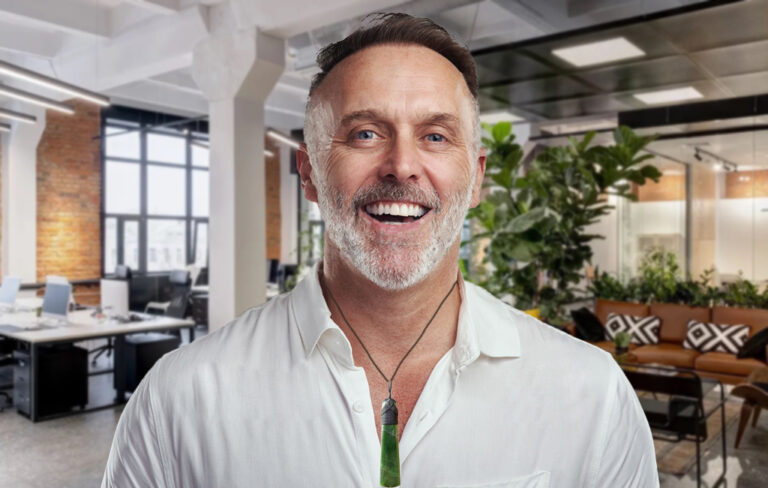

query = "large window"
[{"left": 102, "top": 110, "right": 209, "bottom": 275}]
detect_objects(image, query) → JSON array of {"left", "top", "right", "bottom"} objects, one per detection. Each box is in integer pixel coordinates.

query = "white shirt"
[{"left": 102, "top": 264, "right": 658, "bottom": 488}]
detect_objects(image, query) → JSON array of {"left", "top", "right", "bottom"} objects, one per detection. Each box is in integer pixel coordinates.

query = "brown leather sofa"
[{"left": 587, "top": 299, "right": 768, "bottom": 384}]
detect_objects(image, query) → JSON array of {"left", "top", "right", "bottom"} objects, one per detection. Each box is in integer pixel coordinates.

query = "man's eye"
[
  {"left": 426, "top": 133, "right": 445, "bottom": 143},
  {"left": 355, "top": 130, "right": 376, "bottom": 140}
]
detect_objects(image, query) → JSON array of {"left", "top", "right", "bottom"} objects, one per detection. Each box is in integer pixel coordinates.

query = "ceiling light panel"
[
  {"left": 0, "top": 84, "right": 75, "bottom": 114},
  {"left": 552, "top": 37, "right": 645, "bottom": 67},
  {"left": 0, "top": 107, "right": 36, "bottom": 124},
  {"left": 633, "top": 87, "right": 704, "bottom": 105},
  {"left": 0, "top": 60, "right": 109, "bottom": 107},
  {"left": 267, "top": 129, "right": 301, "bottom": 149}
]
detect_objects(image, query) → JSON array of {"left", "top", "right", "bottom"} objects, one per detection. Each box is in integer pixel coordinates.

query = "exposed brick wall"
[
  {"left": 265, "top": 137, "right": 281, "bottom": 260},
  {"left": 36, "top": 99, "right": 101, "bottom": 282}
]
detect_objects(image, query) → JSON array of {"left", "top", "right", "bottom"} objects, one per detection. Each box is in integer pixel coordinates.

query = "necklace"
[{"left": 322, "top": 273, "right": 458, "bottom": 488}]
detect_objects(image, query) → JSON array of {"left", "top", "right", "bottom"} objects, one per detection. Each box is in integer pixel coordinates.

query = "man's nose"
[{"left": 378, "top": 135, "right": 421, "bottom": 182}]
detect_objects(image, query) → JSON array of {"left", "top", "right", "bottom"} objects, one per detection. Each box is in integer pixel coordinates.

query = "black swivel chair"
[
  {"left": 145, "top": 269, "right": 191, "bottom": 319},
  {"left": 145, "top": 270, "right": 192, "bottom": 343}
]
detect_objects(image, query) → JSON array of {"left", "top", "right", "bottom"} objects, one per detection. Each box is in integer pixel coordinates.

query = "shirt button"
[{"left": 352, "top": 400, "right": 365, "bottom": 413}]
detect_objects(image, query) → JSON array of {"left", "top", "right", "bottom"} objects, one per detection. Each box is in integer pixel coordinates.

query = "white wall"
[
  {"left": 1, "top": 108, "right": 45, "bottom": 283},
  {"left": 716, "top": 197, "right": 768, "bottom": 282}
]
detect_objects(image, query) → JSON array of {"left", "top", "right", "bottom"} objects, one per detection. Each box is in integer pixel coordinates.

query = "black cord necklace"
[{"left": 322, "top": 273, "right": 458, "bottom": 488}]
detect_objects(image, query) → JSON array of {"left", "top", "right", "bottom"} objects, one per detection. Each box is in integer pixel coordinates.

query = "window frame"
[{"left": 101, "top": 108, "right": 209, "bottom": 276}]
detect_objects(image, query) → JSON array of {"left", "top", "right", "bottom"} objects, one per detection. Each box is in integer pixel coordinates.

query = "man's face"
[{"left": 301, "top": 44, "right": 485, "bottom": 290}]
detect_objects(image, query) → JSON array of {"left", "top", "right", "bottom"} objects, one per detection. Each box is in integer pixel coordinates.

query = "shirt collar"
[
  {"left": 290, "top": 262, "right": 340, "bottom": 359},
  {"left": 454, "top": 279, "right": 522, "bottom": 366},
  {"left": 290, "top": 262, "right": 522, "bottom": 361}
]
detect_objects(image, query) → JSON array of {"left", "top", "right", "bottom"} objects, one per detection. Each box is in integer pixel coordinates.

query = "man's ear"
[
  {"left": 296, "top": 144, "right": 319, "bottom": 203},
  {"left": 469, "top": 146, "right": 487, "bottom": 208}
]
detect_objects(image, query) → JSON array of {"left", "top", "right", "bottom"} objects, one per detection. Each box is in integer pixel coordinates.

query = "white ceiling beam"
[
  {"left": 0, "top": 0, "right": 110, "bottom": 39},
  {"left": 106, "top": 80, "right": 208, "bottom": 116},
  {"left": 0, "top": 22, "right": 62, "bottom": 59},
  {"left": 122, "top": 0, "right": 181, "bottom": 15},
  {"left": 230, "top": 0, "right": 409, "bottom": 38},
  {"left": 54, "top": 6, "right": 209, "bottom": 92}
]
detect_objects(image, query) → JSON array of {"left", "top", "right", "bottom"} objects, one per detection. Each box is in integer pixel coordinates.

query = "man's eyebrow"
[
  {"left": 419, "top": 112, "right": 461, "bottom": 128},
  {"left": 338, "top": 110, "right": 461, "bottom": 128},
  {"left": 339, "top": 110, "right": 384, "bottom": 127}
]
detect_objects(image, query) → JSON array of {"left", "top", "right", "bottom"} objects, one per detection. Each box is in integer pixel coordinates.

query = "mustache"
[{"left": 351, "top": 181, "right": 441, "bottom": 211}]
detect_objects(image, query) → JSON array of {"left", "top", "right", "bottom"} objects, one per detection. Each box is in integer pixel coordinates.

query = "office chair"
[
  {"left": 146, "top": 270, "right": 191, "bottom": 319},
  {"left": 90, "top": 266, "right": 133, "bottom": 367}
]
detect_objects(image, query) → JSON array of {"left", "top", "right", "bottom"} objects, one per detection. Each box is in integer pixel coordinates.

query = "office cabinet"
[
  {"left": 14, "top": 345, "right": 88, "bottom": 419},
  {"left": 114, "top": 333, "right": 179, "bottom": 393}
]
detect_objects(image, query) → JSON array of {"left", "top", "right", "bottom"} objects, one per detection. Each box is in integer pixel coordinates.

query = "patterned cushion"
[
  {"left": 683, "top": 320, "right": 750, "bottom": 355},
  {"left": 605, "top": 313, "right": 661, "bottom": 345}
]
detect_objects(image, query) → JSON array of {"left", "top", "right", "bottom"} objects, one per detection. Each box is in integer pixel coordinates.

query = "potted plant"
[
  {"left": 614, "top": 331, "right": 632, "bottom": 356},
  {"left": 465, "top": 122, "right": 661, "bottom": 324}
]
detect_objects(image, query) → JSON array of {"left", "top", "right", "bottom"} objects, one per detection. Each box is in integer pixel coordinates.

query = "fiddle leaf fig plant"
[{"left": 466, "top": 123, "right": 661, "bottom": 324}]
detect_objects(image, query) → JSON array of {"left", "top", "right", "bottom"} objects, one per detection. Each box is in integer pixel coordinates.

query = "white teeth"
[{"left": 365, "top": 202, "right": 429, "bottom": 218}]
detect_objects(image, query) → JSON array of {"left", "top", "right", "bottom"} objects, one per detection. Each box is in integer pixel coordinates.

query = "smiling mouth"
[{"left": 364, "top": 201, "right": 431, "bottom": 224}]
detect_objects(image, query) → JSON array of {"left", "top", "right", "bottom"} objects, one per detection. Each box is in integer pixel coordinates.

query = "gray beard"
[{"left": 315, "top": 178, "right": 472, "bottom": 290}]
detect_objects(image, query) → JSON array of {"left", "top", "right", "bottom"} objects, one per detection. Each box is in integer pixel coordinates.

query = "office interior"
[{"left": 0, "top": 0, "right": 767, "bottom": 487}]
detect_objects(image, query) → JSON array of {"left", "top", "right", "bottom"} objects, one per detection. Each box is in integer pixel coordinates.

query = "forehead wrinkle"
[{"left": 339, "top": 108, "right": 462, "bottom": 129}]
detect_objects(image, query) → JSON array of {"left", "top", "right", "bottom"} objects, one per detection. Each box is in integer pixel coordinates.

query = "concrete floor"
[{"left": 1, "top": 341, "right": 767, "bottom": 488}]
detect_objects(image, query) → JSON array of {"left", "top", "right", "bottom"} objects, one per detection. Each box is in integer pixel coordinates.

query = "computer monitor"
[
  {"left": 41, "top": 283, "right": 71, "bottom": 319},
  {"left": 0, "top": 276, "right": 21, "bottom": 305},
  {"left": 101, "top": 279, "right": 129, "bottom": 317},
  {"left": 115, "top": 265, "right": 132, "bottom": 280}
]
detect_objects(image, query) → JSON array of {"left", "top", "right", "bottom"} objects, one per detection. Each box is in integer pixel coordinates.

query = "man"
[{"left": 103, "top": 14, "right": 658, "bottom": 487}]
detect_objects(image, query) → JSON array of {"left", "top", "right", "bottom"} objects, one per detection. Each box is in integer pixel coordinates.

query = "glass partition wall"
[
  {"left": 645, "top": 122, "right": 768, "bottom": 287},
  {"left": 617, "top": 157, "right": 687, "bottom": 280},
  {"left": 532, "top": 119, "right": 768, "bottom": 291}
]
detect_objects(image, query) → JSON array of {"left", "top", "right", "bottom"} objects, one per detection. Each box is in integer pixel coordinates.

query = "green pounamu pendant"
[{"left": 380, "top": 398, "right": 400, "bottom": 487}]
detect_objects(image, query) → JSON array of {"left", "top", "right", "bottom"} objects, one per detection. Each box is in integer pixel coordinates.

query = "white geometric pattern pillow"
[
  {"left": 683, "top": 320, "right": 750, "bottom": 355},
  {"left": 605, "top": 313, "right": 661, "bottom": 345}
]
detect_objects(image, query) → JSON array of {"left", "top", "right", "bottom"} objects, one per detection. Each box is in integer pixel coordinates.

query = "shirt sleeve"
[
  {"left": 101, "top": 372, "right": 169, "bottom": 488},
  {"left": 592, "top": 363, "right": 659, "bottom": 488}
]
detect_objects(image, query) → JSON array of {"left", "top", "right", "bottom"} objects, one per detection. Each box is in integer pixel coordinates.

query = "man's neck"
[{"left": 319, "top": 243, "right": 462, "bottom": 363}]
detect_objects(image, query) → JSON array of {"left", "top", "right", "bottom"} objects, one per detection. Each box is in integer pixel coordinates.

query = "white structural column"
[
  {"left": 279, "top": 145, "right": 298, "bottom": 265},
  {"left": 1, "top": 106, "right": 45, "bottom": 282},
  {"left": 192, "top": 24, "right": 284, "bottom": 331}
]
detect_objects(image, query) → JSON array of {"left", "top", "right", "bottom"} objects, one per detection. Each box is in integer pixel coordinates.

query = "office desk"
[{"left": 0, "top": 310, "right": 194, "bottom": 421}]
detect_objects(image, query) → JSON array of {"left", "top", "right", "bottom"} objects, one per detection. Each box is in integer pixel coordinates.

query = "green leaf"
[
  {"left": 503, "top": 207, "right": 547, "bottom": 233},
  {"left": 492, "top": 121, "right": 512, "bottom": 144}
]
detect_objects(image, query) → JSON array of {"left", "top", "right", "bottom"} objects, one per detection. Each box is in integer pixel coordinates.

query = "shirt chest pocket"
[{"left": 437, "top": 471, "right": 550, "bottom": 488}]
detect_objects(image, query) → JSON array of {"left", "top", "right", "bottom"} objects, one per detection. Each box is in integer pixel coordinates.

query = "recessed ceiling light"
[
  {"left": 552, "top": 37, "right": 645, "bottom": 67},
  {"left": 479, "top": 110, "right": 524, "bottom": 126},
  {"left": 633, "top": 87, "right": 704, "bottom": 105}
]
